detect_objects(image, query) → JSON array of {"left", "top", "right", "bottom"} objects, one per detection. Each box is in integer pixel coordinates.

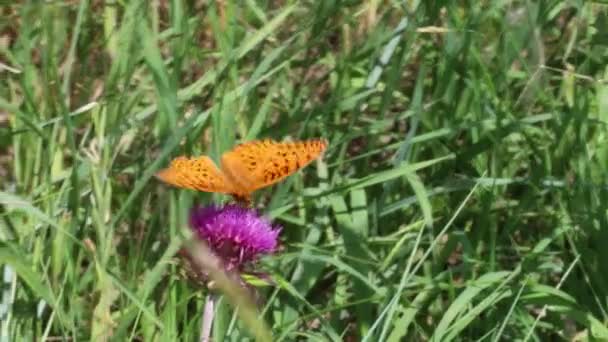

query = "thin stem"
[{"left": 201, "top": 294, "right": 215, "bottom": 342}]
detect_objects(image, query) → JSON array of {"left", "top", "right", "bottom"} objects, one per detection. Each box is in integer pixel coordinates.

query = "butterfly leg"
[{"left": 232, "top": 193, "right": 252, "bottom": 207}]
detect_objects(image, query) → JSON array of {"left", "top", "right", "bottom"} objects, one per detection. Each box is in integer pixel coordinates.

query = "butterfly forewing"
[
  {"left": 220, "top": 139, "right": 328, "bottom": 192},
  {"left": 155, "top": 156, "right": 235, "bottom": 195}
]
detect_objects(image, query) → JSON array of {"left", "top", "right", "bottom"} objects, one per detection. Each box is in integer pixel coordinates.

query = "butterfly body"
[{"left": 156, "top": 138, "right": 328, "bottom": 203}]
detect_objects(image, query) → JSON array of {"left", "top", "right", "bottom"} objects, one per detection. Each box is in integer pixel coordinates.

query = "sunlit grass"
[{"left": 1, "top": 1, "right": 608, "bottom": 340}]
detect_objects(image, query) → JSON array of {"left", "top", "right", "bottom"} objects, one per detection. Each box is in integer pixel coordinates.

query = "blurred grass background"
[{"left": 1, "top": 1, "right": 608, "bottom": 340}]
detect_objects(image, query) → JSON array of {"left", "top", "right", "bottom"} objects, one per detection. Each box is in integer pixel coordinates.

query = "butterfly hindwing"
[{"left": 155, "top": 155, "right": 235, "bottom": 195}]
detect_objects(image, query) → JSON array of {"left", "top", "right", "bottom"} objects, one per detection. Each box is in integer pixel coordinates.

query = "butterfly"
[{"left": 155, "top": 138, "right": 328, "bottom": 204}]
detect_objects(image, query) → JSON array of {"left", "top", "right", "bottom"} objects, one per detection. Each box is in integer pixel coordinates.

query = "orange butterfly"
[{"left": 155, "top": 138, "right": 328, "bottom": 203}]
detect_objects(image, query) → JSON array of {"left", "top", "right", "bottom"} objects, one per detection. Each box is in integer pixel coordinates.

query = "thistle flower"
[
  {"left": 185, "top": 205, "right": 279, "bottom": 342},
  {"left": 188, "top": 204, "right": 281, "bottom": 272}
]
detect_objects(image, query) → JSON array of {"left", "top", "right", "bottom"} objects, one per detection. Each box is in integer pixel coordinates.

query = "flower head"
[{"left": 189, "top": 204, "right": 281, "bottom": 271}]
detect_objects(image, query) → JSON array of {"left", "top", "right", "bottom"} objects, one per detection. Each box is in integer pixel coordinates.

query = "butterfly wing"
[
  {"left": 155, "top": 155, "right": 235, "bottom": 195},
  {"left": 220, "top": 138, "right": 328, "bottom": 193}
]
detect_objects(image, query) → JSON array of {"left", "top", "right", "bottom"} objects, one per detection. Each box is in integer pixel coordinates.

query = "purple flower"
[{"left": 189, "top": 204, "right": 281, "bottom": 271}]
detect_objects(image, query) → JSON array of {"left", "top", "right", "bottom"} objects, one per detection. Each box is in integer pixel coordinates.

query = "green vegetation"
[{"left": 1, "top": 1, "right": 607, "bottom": 340}]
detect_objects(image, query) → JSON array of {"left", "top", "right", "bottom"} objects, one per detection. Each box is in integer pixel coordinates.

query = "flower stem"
[{"left": 200, "top": 294, "right": 215, "bottom": 342}]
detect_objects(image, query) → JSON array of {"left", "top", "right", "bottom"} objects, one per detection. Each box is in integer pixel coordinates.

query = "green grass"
[{"left": 1, "top": 1, "right": 608, "bottom": 341}]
